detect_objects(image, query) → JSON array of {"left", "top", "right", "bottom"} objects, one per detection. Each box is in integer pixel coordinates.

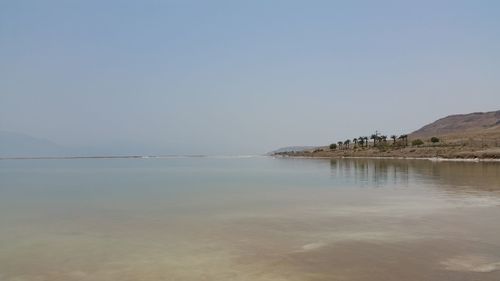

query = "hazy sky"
[{"left": 1, "top": 0, "right": 499, "bottom": 155}]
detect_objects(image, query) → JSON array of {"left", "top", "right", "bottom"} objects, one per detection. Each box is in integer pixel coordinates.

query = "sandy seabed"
[{"left": 1, "top": 157, "right": 500, "bottom": 281}]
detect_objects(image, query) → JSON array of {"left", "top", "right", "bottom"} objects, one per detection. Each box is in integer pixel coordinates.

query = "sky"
[{"left": 1, "top": 0, "right": 499, "bottom": 155}]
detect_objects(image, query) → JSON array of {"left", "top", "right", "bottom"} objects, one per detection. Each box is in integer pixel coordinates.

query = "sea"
[{"left": 1, "top": 156, "right": 500, "bottom": 281}]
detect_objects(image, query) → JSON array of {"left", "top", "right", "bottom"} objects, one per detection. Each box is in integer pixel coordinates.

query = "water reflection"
[
  {"left": 330, "top": 158, "right": 500, "bottom": 192},
  {"left": 330, "top": 158, "right": 410, "bottom": 187}
]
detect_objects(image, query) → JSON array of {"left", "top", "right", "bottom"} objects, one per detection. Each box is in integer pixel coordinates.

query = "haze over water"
[{"left": 1, "top": 157, "right": 500, "bottom": 281}]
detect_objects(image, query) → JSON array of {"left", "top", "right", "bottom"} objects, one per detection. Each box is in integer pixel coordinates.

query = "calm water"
[{"left": 1, "top": 157, "right": 500, "bottom": 281}]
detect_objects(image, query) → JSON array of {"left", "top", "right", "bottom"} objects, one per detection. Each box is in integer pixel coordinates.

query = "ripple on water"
[{"left": 441, "top": 255, "right": 500, "bottom": 273}]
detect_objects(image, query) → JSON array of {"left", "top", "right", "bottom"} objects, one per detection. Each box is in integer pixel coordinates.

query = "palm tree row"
[{"left": 332, "top": 132, "right": 408, "bottom": 150}]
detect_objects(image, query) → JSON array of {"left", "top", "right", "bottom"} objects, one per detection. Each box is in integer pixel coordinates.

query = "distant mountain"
[
  {"left": 410, "top": 110, "right": 500, "bottom": 141},
  {"left": 0, "top": 131, "right": 198, "bottom": 158},
  {"left": 0, "top": 131, "right": 69, "bottom": 157},
  {"left": 268, "top": 146, "right": 316, "bottom": 154}
]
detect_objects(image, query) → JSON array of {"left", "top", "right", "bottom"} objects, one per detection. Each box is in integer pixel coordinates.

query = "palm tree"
[
  {"left": 337, "top": 141, "right": 343, "bottom": 150},
  {"left": 398, "top": 134, "right": 408, "bottom": 146},
  {"left": 344, "top": 139, "right": 351, "bottom": 149},
  {"left": 370, "top": 134, "right": 378, "bottom": 147},
  {"left": 391, "top": 135, "right": 397, "bottom": 144},
  {"left": 353, "top": 138, "right": 358, "bottom": 147},
  {"left": 380, "top": 135, "right": 387, "bottom": 143},
  {"left": 357, "top": 136, "right": 364, "bottom": 148}
]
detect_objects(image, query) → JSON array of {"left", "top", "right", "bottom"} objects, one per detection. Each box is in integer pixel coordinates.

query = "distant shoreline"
[
  {"left": 0, "top": 155, "right": 208, "bottom": 160},
  {"left": 272, "top": 155, "right": 500, "bottom": 162},
  {"left": 2, "top": 153, "right": 500, "bottom": 162},
  {"left": 0, "top": 155, "right": 267, "bottom": 160}
]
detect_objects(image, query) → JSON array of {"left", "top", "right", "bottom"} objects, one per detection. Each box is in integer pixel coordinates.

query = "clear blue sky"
[{"left": 1, "top": 0, "right": 499, "bottom": 155}]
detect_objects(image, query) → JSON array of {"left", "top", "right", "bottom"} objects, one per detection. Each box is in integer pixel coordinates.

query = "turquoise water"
[{"left": 1, "top": 157, "right": 500, "bottom": 281}]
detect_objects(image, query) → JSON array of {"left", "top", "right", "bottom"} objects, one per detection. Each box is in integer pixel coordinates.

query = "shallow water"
[{"left": 1, "top": 157, "right": 500, "bottom": 281}]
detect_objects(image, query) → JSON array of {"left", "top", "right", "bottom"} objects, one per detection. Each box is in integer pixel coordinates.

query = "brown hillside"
[{"left": 410, "top": 110, "right": 500, "bottom": 145}]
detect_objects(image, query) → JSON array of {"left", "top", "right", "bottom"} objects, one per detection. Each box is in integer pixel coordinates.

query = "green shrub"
[
  {"left": 412, "top": 139, "right": 424, "bottom": 146},
  {"left": 329, "top": 143, "right": 337, "bottom": 150},
  {"left": 430, "top": 137, "right": 440, "bottom": 143}
]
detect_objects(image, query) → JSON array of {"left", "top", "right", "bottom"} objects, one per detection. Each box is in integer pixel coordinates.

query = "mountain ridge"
[{"left": 410, "top": 110, "right": 500, "bottom": 141}]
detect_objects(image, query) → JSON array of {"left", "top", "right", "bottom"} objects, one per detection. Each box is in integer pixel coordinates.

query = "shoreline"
[
  {"left": 272, "top": 155, "right": 500, "bottom": 162},
  {"left": 272, "top": 145, "right": 500, "bottom": 162},
  {"left": 2, "top": 154, "right": 500, "bottom": 163}
]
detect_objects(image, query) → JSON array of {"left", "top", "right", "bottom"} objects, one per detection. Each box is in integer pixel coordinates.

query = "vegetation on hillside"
[
  {"left": 273, "top": 110, "right": 500, "bottom": 159},
  {"left": 329, "top": 131, "right": 413, "bottom": 151}
]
